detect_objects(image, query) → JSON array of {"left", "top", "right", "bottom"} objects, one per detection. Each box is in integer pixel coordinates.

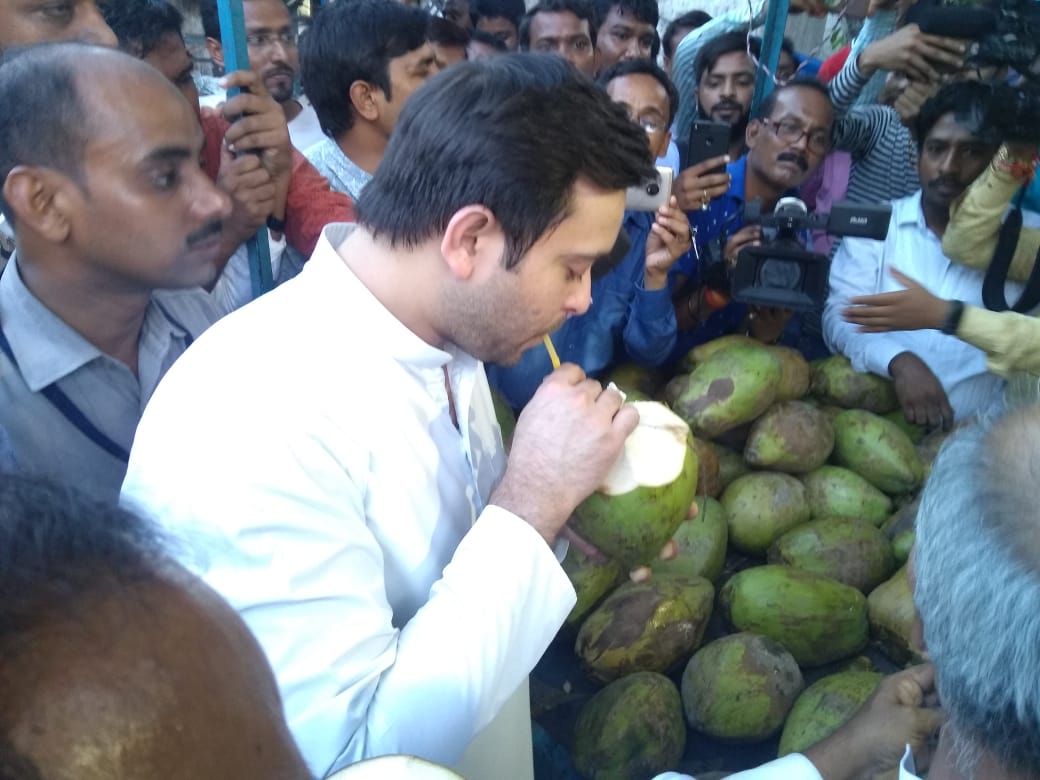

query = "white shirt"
[
  {"left": 654, "top": 744, "right": 921, "bottom": 779},
  {"left": 121, "top": 223, "right": 575, "bottom": 778},
  {"left": 288, "top": 96, "right": 326, "bottom": 154},
  {"left": 823, "top": 192, "right": 1027, "bottom": 420}
]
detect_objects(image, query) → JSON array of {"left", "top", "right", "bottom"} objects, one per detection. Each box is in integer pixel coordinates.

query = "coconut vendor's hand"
[
  {"left": 722, "top": 224, "right": 762, "bottom": 268},
  {"left": 803, "top": 663, "right": 944, "bottom": 780},
  {"left": 746, "top": 305, "right": 792, "bottom": 345},
  {"left": 844, "top": 268, "right": 948, "bottom": 333},
  {"left": 562, "top": 501, "right": 697, "bottom": 583},
  {"left": 490, "top": 364, "right": 638, "bottom": 547},
  {"left": 644, "top": 197, "right": 694, "bottom": 291},
  {"left": 889, "top": 352, "right": 955, "bottom": 431}
]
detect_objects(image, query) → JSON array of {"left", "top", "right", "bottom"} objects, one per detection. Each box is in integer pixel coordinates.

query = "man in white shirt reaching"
[{"left": 121, "top": 53, "right": 657, "bottom": 780}]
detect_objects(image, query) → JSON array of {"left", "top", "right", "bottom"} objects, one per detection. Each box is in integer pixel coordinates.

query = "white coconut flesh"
[
  {"left": 327, "top": 755, "right": 463, "bottom": 779},
  {"left": 599, "top": 401, "right": 691, "bottom": 495}
]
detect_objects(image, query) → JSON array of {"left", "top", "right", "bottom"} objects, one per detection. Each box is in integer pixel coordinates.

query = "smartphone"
[
  {"left": 686, "top": 120, "right": 730, "bottom": 175},
  {"left": 625, "top": 166, "right": 674, "bottom": 212}
]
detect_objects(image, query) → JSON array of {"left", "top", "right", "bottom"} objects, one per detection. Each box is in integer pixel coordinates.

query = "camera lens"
[
  {"left": 759, "top": 258, "right": 802, "bottom": 289},
  {"left": 646, "top": 182, "right": 660, "bottom": 196}
]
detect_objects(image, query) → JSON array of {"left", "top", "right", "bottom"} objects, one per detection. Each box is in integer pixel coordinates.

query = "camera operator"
[
  {"left": 669, "top": 79, "right": 833, "bottom": 364},
  {"left": 826, "top": 81, "right": 1038, "bottom": 430}
]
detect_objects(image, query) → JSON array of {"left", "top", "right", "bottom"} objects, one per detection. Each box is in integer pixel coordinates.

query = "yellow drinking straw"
[{"left": 543, "top": 334, "right": 561, "bottom": 369}]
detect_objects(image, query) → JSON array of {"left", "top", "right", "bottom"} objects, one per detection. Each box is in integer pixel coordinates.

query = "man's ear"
[
  {"left": 2, "top": 167, "right": 76, "bottom": 243},
  {"left": 205, "top": 37, "right": 225, "bottom": 71},
  {"left": 440, "top": 205, "right": 505, "bottom": 281},
  {"left": 349, "top": 80, "right": 381, "bottom": 122},
  {"left": 745, "top": 117, "right": 763, "bottom": 150}
]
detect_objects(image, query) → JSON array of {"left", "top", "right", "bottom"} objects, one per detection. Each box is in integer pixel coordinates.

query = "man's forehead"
[
  {"left": 925, "top": 111, "right": 987, "bottom": 143},
  {"left": 706, "top": 50, "right": 754, "bottom": 76},
  {"left": 243, "top": 0, "right": 291, "bottom": 29},
  {"left": 604, "top": 6, "right": 653, "bottom": 31},
  {"left": 770, "top": 87, "right": 833, "bottom": 128},
  {"left": 607, "top": 73, "right": 668, "bottom": 110},
  {"left": 393, "top": 42, "right": 436, "bottom": 70},
  {"left": 531, "top": 10, "right": 587, "bottom": 37}
]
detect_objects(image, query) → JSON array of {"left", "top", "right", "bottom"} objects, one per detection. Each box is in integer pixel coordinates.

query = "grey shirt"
[
  {"left": 0, "top": 259, "right": 226, "bottom": 502},
  {"left": 303, "top": 137, "right": 373, "bottom": 201}
]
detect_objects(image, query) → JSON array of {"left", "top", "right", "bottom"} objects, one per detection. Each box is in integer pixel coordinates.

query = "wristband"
[
  {"left": 266, "top": 214, "right": 286, "bottom": 233},
  {"left": 940, "top": 300, "right": 965, "bottom": 335}
]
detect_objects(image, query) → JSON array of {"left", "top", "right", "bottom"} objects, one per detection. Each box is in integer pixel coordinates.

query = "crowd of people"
[{"left": 0, "top": 0, "right": 1038, "bottom": 778}]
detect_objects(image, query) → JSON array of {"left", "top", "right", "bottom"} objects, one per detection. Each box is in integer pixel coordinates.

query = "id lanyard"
[{"left": 0, "top": 301, "right": 194, "bottom": 464}]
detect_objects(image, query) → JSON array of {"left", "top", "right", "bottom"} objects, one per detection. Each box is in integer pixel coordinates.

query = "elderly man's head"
[
  {"left": 0, "top": 476, "right": 311, "bottom": 779},
  {"left": 914, "top": 405, "right": 1040, "bottom": 778}
]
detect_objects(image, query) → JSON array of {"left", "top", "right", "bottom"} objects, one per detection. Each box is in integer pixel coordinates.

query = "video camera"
[{"left": 704, "top": 198, "right": 891, "bottom": 311}]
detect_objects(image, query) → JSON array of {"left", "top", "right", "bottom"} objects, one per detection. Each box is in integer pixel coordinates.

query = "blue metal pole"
[
  {"left": 217, "top": 0, "right": 275, "bottom": 299},
  {"left": 750, "top": 0, "right": 790, "bottom": 117}
]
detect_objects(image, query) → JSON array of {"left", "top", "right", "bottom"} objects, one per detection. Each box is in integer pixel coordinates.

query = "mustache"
[
  {"left": 777, "top": 151, "right": 809, "bottom": 172},
  {"left": 185, "top": 220, "right": 224, "bottom": 249},
  {"left": 928, "top": 176, "right": 963, "bottom": 192},
  {"left": 264, "top": 65, "right": 295, "bottom": 80},
  {"left": 711, "top": 99, "right": 744, "bottom": 115}
]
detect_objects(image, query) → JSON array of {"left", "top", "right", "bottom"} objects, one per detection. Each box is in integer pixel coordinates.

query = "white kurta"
[{"left": 121, "top": 224, "right": 576, "bottom": 778}]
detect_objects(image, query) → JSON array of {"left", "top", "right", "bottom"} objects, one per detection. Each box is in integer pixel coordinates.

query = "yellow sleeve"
[
  {"left": 956, "top": 305, "right": 1040, "bottom": 377},
  {"left": 942, "top": 155, "right": 1040, "bottom": 282}
]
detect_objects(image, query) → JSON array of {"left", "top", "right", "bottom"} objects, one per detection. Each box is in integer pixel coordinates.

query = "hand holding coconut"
[
  {"left": 490, "top": 364, "right": 638, "bottom": 546},
  {"left": 802, "top": 663, "right": 944, "bottom": 780}
]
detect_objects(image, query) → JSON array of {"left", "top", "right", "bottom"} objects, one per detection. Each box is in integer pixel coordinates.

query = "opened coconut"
[{"left": 572, "top": 401, "right": 698, "bottom": 567}]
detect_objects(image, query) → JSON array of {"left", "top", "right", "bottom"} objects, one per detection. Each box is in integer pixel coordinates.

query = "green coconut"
[
  {"left": 809, "top": 355, "right": 899, "bottom": 413},
  {"left": 576, "top": 574, "right": 715, "bottom": 680},
  {"left": 572, "top": 401, "right": 698, "bottom": 567},
  {"left": 489, "top": 388, "right": 516, "bottom": 451},
  {"left": 867, "top": 565, "right": 922, "bottom": 666},
  {"left": 673, "top": 344, "right": 783, "bottom": 438},
  {"left": 832, "top": 410, "right": 924, "bottom": 495},
  {"left": 692, "top": 436, "right": 722, "bottom": 497},
  {"left": 721, "top": 472, "right": 811, "bottom": 556},
  {"left": 744, "top": 401, "right": 835, "bottom": 474},
  {"left": 801, "top": 465, "right": 892, "bottom": 526},
  {"left": 681, "top": 632, "right": 804, "bottom": 742},
  {"left": 765, "top": 344, "right": 811, "bottom": 400},
  {"left": 573, "top": 672, "right": 686, "bottom": 780},
  {"left": 714, "top": 443, "right": 751, "bottom": 491},
  {"left": 882, "top": 410, "right": 926, "bottom": 444},
  {"left": 605, "top": 364, "right": 664, "bottom": 400},
  {"left": 677, "top": 334, "right": 758, "bottom": 374},
  {"left": 720, "top": 565, "right": 869, "bottom": 667},
  {"left": 778, "top": 671, "right": 883, "bottom": 756},
  {"left": 892, "top": 530, "right": 915, "bottom": 567},
  {"left": 562, "top": 547, "right": 625, "bottom": 628},
  {"left": 767, "top": 517, "right": 895, "bottom": 593},
  {"left": 651, "top": 496, "right": 728, "bottom": 583}
]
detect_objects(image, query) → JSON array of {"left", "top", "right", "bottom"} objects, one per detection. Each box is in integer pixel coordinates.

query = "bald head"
[
  {"left": 0, "top": 42, "right": 187, "bottom": 222},
  {"left": 0, "top": 477, "right": 310, "bottom": 780}
]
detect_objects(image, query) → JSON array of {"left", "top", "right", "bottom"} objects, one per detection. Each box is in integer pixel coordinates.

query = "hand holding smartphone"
[{"left": 625, "top": 166, "right": 675, "bottom": 212}]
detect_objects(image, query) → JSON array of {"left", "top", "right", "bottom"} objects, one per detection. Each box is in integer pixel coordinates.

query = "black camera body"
[{"left": 728, "top": 198, "right": 891, "bottom": 311}]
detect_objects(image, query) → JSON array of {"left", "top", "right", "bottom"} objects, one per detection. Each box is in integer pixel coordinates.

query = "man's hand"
[
  {"left": 844, "top": 268, "right": 949, "bottom": 332},
  {"left": 490, "top": 365, "right": 639, "bottom": 545},
  {"left": 217, "top": 142, "right": 277, "bottom": 245},
  {"left": 675, "top": 155, "right": 731, "bottom": 213},
  {"left": 859, "top": 24, "right": 966, "bottom": 82},
  {"left": 644, "top": 197, "right": 694, "bottom": 290},
  {"left": 893, "top": 78, "right": 940, "bottom": 124},
  {"left": 889, "top": 352, "right": 954, "bottom": 430},
  {"left": 723, "top": 224, "right": 762, "bottom": 266},
  {"left": 804, "top": 664, "right": 944, "bottom": 780},
  {"left": 747, "top": 305, "right": 793, "bottom": 344},
  {"left": 220, "top": 70, "right": 292, "bottom": 231}
]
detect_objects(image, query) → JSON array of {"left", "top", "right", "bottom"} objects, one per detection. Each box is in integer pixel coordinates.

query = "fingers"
[
  {"left": 560, "top": 526, "right": 608, "bottom": 562},
  {"left": 544, "top": 362, "right": 588, "bottom": 386},
  {"left": 657, "top": 539, "right": 678, "bottom": 561},
  {"left": 687, "top": 501, "right": 700, "bottom": 520},
  {"left": 899, "top": 663, "right": 937, "bottom": 700},
  {"left": 685, "top": 154, "right": 730, "bottom": 177},
  {"left": 628, "top": 565, "right": 652, "bottom": 584}
]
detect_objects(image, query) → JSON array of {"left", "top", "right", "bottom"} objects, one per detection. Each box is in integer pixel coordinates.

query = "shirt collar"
[
  {"left": 894, "top": 191, "right": 927, "bottom": 230},
  {"left": 313, "top": 139, "right": 373, "bottom": 200},
  {"left": 309, "top": 223, "right": 469, "bottom": 373}
]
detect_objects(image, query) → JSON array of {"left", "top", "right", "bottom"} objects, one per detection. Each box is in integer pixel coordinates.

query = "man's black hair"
[
  {"left": 591, "top": 0, "right": 659, "bottom": 32},
  {"left": 356, "top": 53, "right": 655, "bottom": 269},
  {"left": 199, "top": 0, "right": 293, "bottom": 41},
  {"left": 0, "top": 44, "right": 93, "bottom": 224},
  {"left": 0, "top": 475, "right": 167, "bottom": 778},
  {"left": 299, "top": 0, "right": 429, "bottom": 139},
  {"left": 100, "top": 0, "right": 183, "bottom": 59},
  {"left": 753, "top": 76, "right": 832, "bottom": 120},
  {"left": 598, "top": 58, "right": 679, "bottom": 125},
  {"left": 662, "top": 10, "right": 711, "bottom": 60},
  {"left": 914, "top": 79, "right": 1002, "bottom": 151},
  {"left": 518, "top": 0, "right": 597, "bottom": 50},
  {"left": 428, "top": 16, "right": 471, "bottom": 47},
  {"left": 470, "top": 28, "right": 509, "bottom": 51},
  {"left": 470, "top": 0, "right": 524, "bottom": 29},
  {"left": 694, "top": 29, "right": 759, "bottom": 84}
]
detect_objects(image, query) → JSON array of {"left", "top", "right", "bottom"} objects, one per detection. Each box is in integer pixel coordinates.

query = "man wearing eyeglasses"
[
  {"left": 200, "top": 0, "right": 324, "bottom": 152},
  {"left": 668, "top": 79, "right": 833, "bottom": 363}
]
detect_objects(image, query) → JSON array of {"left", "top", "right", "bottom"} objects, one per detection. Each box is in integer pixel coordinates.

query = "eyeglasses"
[
  {"left": 765, "top": 118, "right": 831, "bottom": 155},
  {"left": 637, "top": 117, "right": 668, "bottom": 134},
  {"left": 245, "top": 30, "right": 297, "bottom": 49}
]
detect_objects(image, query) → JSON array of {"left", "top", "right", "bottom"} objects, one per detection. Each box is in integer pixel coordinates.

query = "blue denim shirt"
[{"left": 486, "top": 211, "right": 677, "bottom": 410}]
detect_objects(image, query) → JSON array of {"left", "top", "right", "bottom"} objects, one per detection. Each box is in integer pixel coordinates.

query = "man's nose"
[{"left": 567, "top": 273, "right": 593, "bottom": 316}]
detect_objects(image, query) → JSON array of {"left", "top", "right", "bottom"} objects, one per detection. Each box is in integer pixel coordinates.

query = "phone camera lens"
[{"left": 646, "top": 182, "right": 660, "bottom": 196}]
